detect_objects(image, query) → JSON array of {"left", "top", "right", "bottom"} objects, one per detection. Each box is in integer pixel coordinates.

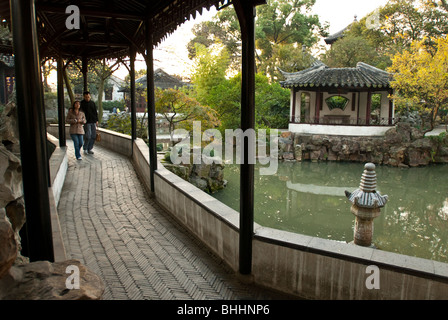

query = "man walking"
[{"left": 80, "top": 91, "right": 99, "bottom": 154}]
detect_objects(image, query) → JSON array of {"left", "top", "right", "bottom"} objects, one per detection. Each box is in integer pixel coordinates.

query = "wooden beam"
[
  {"left": 37, "top": 4, "right": 146, "bottom": 21},
  {"left": 60, "top": 40, "right": 128, "bottom": 48}
]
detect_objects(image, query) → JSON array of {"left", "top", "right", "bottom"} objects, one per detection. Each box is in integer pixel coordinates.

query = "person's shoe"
[
  {"left": 84, "top": 149, "right": 88, "bottom": 154},
  {"left": 88, "top": 150, "right": 94, "bottom": 154},
  {"left": 77, "top": 156, "right": 82, "bottom": 160}
]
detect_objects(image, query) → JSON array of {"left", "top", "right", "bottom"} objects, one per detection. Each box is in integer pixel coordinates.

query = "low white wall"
[
  {"left": 289, "top": 123, "right": 391, "bottom": 136},
  {"left": 47, "top": 133, "right": 68, "bottom": 262}
]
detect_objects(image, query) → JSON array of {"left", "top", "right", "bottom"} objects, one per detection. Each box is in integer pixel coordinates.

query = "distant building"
[
  {"left": 86, "top": 75, "right": 126, "bottom": 103},
  {"left": 279, "top": 60, "right": 396, "bottom": 136},
  {"left": 119, "top": 68, "right": 189, "bottom": 112}
]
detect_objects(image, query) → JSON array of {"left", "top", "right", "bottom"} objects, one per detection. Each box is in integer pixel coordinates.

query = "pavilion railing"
[{"left": 289, "top": 116, "right": 399, "bottom": 126}]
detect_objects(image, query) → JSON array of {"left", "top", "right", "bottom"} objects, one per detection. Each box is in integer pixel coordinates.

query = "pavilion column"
[
  {"left": 388, "top": 89, "right": 393, "bottom": 125},
  {"left": 366, "top": 90, "right": 372, "bottom": 125},
  {"left": 145, "top": 19, "right": 158, "bottom": 193},
  {"left": 315, "top": 90, "right": 322, "bottom": 124},
  {"left": 57, "top": 56, "right": 66, "bottom": 147},
  {"left": 10, "top": 0, "right": 54, "bottom": 262},
  {"left": 130, "top": 45, "right": 137, "bottom": 141},
  {"left": 291, "top": 88, "right": 296, "bottom": 123},
  {"left": 234, "top": 0, "right": 264, "bottom": 275}
]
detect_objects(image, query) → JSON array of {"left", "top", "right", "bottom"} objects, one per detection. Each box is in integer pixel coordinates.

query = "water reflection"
[{"left": 212, "top": 161, "right": 448, "bottom": 262}]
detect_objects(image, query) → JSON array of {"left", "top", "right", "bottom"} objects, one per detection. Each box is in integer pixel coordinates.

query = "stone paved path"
[{"left": 57, "top": 143, "right": 295, "bottom": 300}]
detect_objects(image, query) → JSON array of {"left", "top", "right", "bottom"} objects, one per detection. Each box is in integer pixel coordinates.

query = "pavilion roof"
[
  {"left": 0, "top": 0, "right": 228, "bottom": 60},
  {"left": 279, "top": 61, "right": 393, "bottom": 90},
  {"left": 323, "top": 16, "right": 357, "bottom": 45},
  {"left": 118, "top": 68, "right": 190, "bottom": 92}
]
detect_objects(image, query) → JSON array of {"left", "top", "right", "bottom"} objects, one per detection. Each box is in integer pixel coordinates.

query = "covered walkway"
[{"left": 57, "top": 143, "right": 293, "bottom": 300}]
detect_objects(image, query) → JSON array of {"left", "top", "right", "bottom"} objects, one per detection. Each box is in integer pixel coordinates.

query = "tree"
[
  {"left": 321, "top": 34, "right": 381, "bottom": 68},
  {"left": 255, "top": 0, "right": 326, "bottom": 79},
  {"left": 346, "top": 0, "right": 448, "bottom": 59},
  {"left": 88, "top": 58, "right": 121, "bottom": 122},
  {"left": 388, "top": 37, "right": 448, "bottom": 132},
  {"left": 190, "top": 43, "right": 230, "bottom": 107},
  {"left": 155, "top": 88, "right": 220, "bottom": 145},
  {"left": 188, "top": 0, "right": 327, "bottom": 79}
]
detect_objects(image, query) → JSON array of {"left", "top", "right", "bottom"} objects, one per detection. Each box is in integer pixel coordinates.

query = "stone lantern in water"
[{"left": 345, "top": 163, "right": 388, "bottom": 247}]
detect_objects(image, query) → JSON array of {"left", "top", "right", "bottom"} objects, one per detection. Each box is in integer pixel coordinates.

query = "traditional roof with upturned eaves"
[{"left": 279, "top": 61, "right": 393, "bottom": 90}]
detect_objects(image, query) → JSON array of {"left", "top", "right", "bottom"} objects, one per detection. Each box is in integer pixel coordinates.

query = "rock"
[
  {"left": 0, "top": 259, "right": 104, "bottom": 300},
  {"left": 5, "top": 198, "right": 28, "bottom": 265},
  {"left": 408, "top": 148, "right": 431, "bottom": 167},
  {"left": 294, "top": 144, "right": 302, "bottom": 161},
  {"left": 164, "top": 163, "right": 190, "bottom": 181},
  {"left": 0, "top": 102, "right": 20, "bottom": 155},
  {"left": 0, "top": 146, "right": 23, "bottom": 208},
  {"left": 0, "top": 208, "right": 17, "bottom": 280},
  {"left": 282, "top": 152, "right": 294, "bottom": 160},
  {"left": 189, "top": 176, "right": 208, "bottom": 192},
  {"left": 280, "top": 131, "right": 292, "bottom": 139}
]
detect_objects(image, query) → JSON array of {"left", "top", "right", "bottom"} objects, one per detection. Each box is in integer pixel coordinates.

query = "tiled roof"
[
  {"left": 324, "top": 16, "right": 358, "bottom": 45},
  {"left": 119, "top": 68, "right": 189, "bottom": 92},
  {"left": 279, "top": 61, "right": 393, "bottom": 89}
]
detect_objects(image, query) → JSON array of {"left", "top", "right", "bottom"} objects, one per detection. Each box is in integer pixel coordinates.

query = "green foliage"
[
  {"left": 321, "top": 34, "right": 384, "bottom": 68},
  {"left": 188, "top": 0, "right": 327, "bottom": 78},
  {"left": 104, "top": 112, "right": 132, "bottom": 136},
  {"left": 388, "top": 37, "right": 448, "bottom": 132},
  {"left": 190, "top": 49, "right": 290, "bottom": 131},
  {"left": 155, "top": 87, "right": 220, "bottom": 142},
  {"left": 102, "top": 100, "right": 127, "bottom": 112}
]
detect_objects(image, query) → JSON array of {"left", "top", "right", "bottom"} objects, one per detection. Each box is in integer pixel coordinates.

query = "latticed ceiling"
[{"left": 0, "top": 0, "right": 231, "bottom": 60}]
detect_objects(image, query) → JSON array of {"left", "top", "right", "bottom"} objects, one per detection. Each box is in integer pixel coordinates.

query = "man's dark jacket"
[{"left": 80, "top": 100, "right": 99, "bottom": 124}]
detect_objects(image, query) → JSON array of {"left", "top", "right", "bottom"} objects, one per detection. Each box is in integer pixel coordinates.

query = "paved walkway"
[{"left": 57, "top": 143, "right": 295, "bottom": 300}]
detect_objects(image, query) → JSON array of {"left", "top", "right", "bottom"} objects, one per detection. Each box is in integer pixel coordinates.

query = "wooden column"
[
  {"left": 234, "top": 0, "right": 265, "bottom": 275},
  {"left": 145, "top": 19, "right": 158, "bottom": 193},
  {"left": 57, "top": 56, "right": 66, "bottom": 147},
  {"left": 10, "top": 0, "right": 54, "bottom": 262},
  {"left": 130, "top": 46, "right": 137, "bottom": 141}
]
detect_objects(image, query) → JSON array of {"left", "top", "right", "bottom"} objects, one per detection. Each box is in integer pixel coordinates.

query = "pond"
[{"left": 211, "top": 161, "right": 448, "bottom": 263}]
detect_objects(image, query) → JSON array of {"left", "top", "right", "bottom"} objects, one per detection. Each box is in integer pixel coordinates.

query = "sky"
[
  {"left": 50, "top": 0, "right": 391, "bottom": 85},
  {"left": 121, "top": 0, "right": 391, "bottom": 80}
]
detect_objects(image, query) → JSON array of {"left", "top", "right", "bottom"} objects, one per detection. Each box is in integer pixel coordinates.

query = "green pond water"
[{"left": 211, "top": 161, "right": 448, "bottom": 263}]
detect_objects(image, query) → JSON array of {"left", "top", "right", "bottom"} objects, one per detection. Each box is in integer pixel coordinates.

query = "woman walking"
[{"left": 66, "top": 100, "right": 86, "bottom": 160}]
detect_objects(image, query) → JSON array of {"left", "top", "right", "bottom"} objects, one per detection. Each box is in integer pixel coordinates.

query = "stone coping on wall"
[{"left": 255, "top": 227, "right": 448, "bottom": 283}]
